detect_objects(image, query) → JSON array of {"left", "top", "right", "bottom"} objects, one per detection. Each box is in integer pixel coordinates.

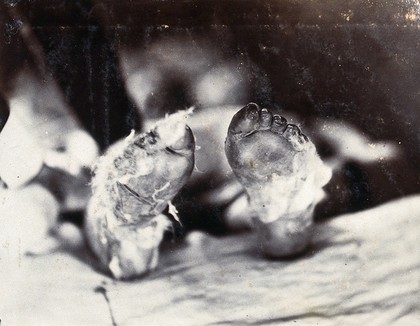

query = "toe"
[
  {"left": 259, "top": 108, "right": 273, "bottom": 130},
  {"left": 228, "top": 102, "right": 261, "bottom": 137},
  {"left": 284, "top": 124, "right": 301, "bottom": 138},
  {"left": 166, "top": 125, "right": 195, "bottom": 154},
  {"left": 245, "top": 102, "right": 260, "bottom": 120},
  {"left": 271, "top": 114, "right": 288, "bottom": 134},
  {"left": 283, "top": 124, "right": 308, "bottom": 150}
]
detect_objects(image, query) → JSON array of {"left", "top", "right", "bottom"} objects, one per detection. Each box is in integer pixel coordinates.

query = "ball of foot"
[{"left": 225, "top": 103, "right": 331, "bottom": 257}]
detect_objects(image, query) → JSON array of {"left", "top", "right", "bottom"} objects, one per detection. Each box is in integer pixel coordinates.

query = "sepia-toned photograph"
[{"left": 1, "top": 1, "right": 419, "bottom": 324}]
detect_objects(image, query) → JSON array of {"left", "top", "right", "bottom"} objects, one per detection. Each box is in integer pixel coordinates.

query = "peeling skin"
[
  {"left": 86, "top": 104, "right": 331, "bottom": 275},
  {"left": 85, "top": 110, "right": 195, "bottom": 279},
  {"left": 225, "top": 103, "right": 332, "bottom": 257}
]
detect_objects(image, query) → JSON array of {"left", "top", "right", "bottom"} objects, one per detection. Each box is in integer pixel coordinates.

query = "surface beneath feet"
[{"left": 3, "top": 195, "right": 419, "bottom": 325}]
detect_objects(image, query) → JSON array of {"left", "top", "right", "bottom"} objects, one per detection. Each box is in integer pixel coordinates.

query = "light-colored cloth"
[{"left": 1, "top": 194, "right": 419, "bottom": 325}]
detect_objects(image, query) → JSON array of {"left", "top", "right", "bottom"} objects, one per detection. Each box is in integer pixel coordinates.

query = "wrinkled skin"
[
  {"left": 1, "top": 1, "right": 418, "bottom": 280},
  {"left": 86, "top": 112, "right": 195, "bottom": 278},
  {"left": 225, "top": 103, "right": 331, "bottom": 256},
  {"left": 86, "top": 103, "right": 331, "bottom": 278}
]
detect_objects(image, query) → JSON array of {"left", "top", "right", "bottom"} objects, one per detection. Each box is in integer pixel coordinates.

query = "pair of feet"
[{"left": 86, "top": 103, "right": 331, "bottom": 279}]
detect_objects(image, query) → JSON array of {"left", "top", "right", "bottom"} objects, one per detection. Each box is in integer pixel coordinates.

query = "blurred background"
[
  {"left": 0, "top": 0, "right": 419, "bottom": 224},
  {"left": 1, "top": 3, "right": 419, "bottom": 323}
]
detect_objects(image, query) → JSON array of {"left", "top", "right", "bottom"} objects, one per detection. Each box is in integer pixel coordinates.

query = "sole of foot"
[
  {"left": 85, "top": 111, "right": 195, "bottom": 279},
  {"left": 225, "top": 103, "right": 332, "bottom": 257}
]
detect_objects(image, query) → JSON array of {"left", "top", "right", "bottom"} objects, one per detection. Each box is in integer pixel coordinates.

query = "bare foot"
[
  {"left": 85, "top": 111, "right": 195, "bottom": 279},
  {"left": 225, "top": 103, "right": 331, "bottom": 257}
]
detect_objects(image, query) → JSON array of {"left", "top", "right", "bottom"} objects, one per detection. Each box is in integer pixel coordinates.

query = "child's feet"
[
  {"left": 85, "top": 111, "right": 195, "bottom": 279},
  {"left": 225, "top": 103, "right": 331, "bottom": 257}
]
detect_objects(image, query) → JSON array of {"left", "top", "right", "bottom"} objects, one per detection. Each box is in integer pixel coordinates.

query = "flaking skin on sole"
[
  {"left": 85, "top": 110, "right": 195, "bottom": 279},
  {"left": 225, "top": 103, "right": 332, "bottom": 257}
]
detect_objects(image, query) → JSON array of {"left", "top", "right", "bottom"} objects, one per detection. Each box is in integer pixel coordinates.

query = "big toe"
[{"left": 154, "top": 113, "right": 195, "bottom": 154}]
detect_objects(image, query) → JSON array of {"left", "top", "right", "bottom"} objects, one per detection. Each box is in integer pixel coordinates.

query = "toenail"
[
  {"left": 259, "top": 108, "right": 273, "bottom": 128},
  {"left": 246, "top": 102, "right": 260, "bottom": 111},
  {"left": 286, "top": 124, "right": 301, "bottom": 135},
  {"left": 245, "top": 103, "right": 260, "bottom": 120},
  {"left": 271, "top": 115, "right": 288, "bottom": 133},
  {"left": 167, "top": 125, "right": 195, "bottom": 151},
  {"left": 273, "top": 115, "right": 287, "bottom": 125}
]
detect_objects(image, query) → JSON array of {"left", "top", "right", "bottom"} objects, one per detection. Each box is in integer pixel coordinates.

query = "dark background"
[{"left": 1, "top": 0, "right": 419, "bottom": 226}]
